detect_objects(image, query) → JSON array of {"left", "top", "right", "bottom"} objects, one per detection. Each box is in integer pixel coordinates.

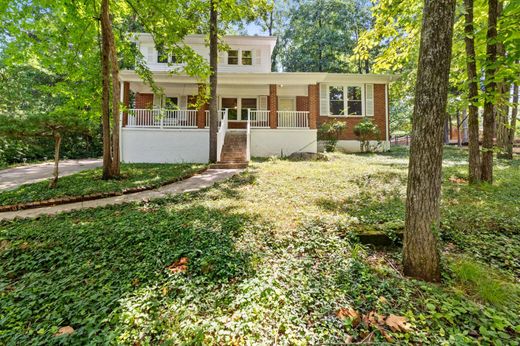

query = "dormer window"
[
  {"left": 242, "top": 50, "right": 252, "bottom": 65},
  {"left": 228, "top": 50, "right": 239, "bottom": 65}
]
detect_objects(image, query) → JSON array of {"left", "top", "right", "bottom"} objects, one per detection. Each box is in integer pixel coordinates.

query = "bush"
[
  {"left": 318, "top": 120, "right": 347, "bottom": 152},
  {"left": 353, "top": 118, "right": 381, "bottom": 152}
]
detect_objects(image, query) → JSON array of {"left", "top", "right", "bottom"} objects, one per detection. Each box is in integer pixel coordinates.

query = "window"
[
  {"left": 242, "top": 50, "right": 252, "bottom": 65},
  {"left": 241, "top": 98, "right": 257, "bottom": 119},
  {"left": 222, "top": 98, "right": 238, "bottom": 120},
  {"left": 228, "top": 50, "right": 239, "bottom": 65},
  {"left": 347, "top": 86, "right": 362, "bottom": 116},
  {"left": 278, "top": 98, "right": 295, "bottom": 111},
  {"left": 157, "top": 46, "right": 168, "bottom": 63},
  {"left": 164, "top": 97, "right": 178, "bottom": 109},
  {"left": 329, "top": 86, "right": 344, "bottom": 116},
  {"left": 327, "top": 85, "right": 364, "bottom": 116}
]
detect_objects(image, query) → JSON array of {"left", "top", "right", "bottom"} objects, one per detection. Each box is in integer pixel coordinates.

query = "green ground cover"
[
  {"left": 0, "top": 147, "right": 518, "bottom": 344},
  {"left": 0, "top": 163, "right": 206, "bottom": 206}
]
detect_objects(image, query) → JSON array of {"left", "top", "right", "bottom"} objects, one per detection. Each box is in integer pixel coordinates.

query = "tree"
[
  {"left": 0, "top": 114, "right": 91, "bottom": 187},
  {"left": 209, "top": 0, "right": 219, "bottom": 163},
  {"left": 278, "top": 0, "right": 371, "bottom": 72},
  {"left": 480, "top": 0, "right": 499, "bottom": 183},
  {"left": 403, "top": 0, "right": 456, "bottom": 282},
  {"left": 464, "top": 0, "right": 481, "bottom": 184}
]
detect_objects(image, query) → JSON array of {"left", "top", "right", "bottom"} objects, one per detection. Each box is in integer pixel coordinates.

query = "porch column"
[
  {"left": 269, "top": 84, "right": 278, "bottom": 129},
  {"left": 122, "top": 81, "right": 130, "bottom": 127},
  {"left": 196, "top": 84, "right": 207, "bottom": 129},
  {"left": 308, "top": 84, "right": 319, "bottom": 129}
]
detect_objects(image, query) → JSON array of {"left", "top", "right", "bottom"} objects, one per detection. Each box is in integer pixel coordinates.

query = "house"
[{"left": 119, "top": 34, "right": 396, "bottom": 165}]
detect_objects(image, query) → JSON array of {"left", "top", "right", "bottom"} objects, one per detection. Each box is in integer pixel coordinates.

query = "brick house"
[{"left": 119, "top": 34, "right": 396, "bottom": 165}]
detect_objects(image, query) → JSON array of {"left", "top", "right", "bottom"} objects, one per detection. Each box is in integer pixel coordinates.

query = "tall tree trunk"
[
  {"left": 505, "top": 84, "right": 518, "bottom": 159},
  {"left": 49, "top": 132, "right": 62, "bottom": 189},
  {"left": 464, "top": 0, "right": 481, "bottom": 183},
  {"left": 495, "top": 2, "right": 509, "bottom": 159},
  {"left": 102, "top": 0, "right": 121, "bottom": 176},
  {"left": 208, "top": 0, "right": 219, "bottom": 163},
  {"left": 456, "top": 108, "right": 462, "bottom": 147},
  {"left": 403, "top": 0, "right": 456, "bottom": 282},
  {"left": 100, "top": 0, "right": 112, "bottom": 180},
  {"left": 481, "top": 0, "right": 499, "bottom": 183}
]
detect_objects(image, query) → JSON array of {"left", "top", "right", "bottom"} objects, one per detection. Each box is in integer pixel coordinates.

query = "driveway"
[{"left": 0, "top": 159, "right": 102, "bottom": 192}]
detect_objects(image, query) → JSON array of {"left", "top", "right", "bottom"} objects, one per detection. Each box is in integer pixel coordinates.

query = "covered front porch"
[{"left": 118, "top": 71, "right": 319, "bottom": 163}]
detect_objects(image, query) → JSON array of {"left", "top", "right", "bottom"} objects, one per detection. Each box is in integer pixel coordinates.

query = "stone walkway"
[
  {"left": 0, "top": 169, "right": 241, "bottom": 221},
  {"left": 0, "top": 159, "right": 103, "bottom": 192}
]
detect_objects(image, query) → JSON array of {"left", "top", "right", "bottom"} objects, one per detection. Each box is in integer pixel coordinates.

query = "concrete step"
[{"left": 209, "top": 162, "right": 249, "bottom": 169}]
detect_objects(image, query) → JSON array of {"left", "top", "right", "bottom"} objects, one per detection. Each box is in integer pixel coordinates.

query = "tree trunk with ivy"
[
  {"left": 208, "top": 0, "right": 218, "bottom": 163},
  {"left": 403, "top": 0, "right": 456, "bottom": 282},
  {"left": 481, "top": 0, "right": 499, "bottom": 183},
  {"left": 49, "top": 132, "right": 62, "bottom": 189},
  {"left": 504, "top": 84, "right": 518, "bottom": 159},
  {"left": 464, "top": 0, "right": 481, "bottom": 183}
]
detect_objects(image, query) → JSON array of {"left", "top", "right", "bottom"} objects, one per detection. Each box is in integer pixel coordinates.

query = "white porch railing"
[
  {"left": 216, "top": 109, "right": 229, "bottom": 161},
  {"left": 205, "top": 110, "right": 226, "bottom": 128},
  {"left": 127, "top": 109, "right": 197, "bottom": 128},
  {"left": 249, "top": 110, "right": 270, "bottom": 128},
  {"left": 277, "top": 111, "right": 309, "bottom": 128}
]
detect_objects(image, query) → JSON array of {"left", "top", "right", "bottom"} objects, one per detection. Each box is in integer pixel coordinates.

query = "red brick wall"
[
  {"left": 308, "top": 84, "right": 319, "bottom": 129},
  {"left": 135, "top": 93, "right": 154, "bottom": 109},
  {"left": 122, "top": 82, "right": 130, "bottom": 127},
  {"left": 317, "top": 84, "right": 387, "bottom": 140},
  {"left": 296, "top": 96, "right": 309, "bottom": 112},
  {"left": 269, "top": 84, "right": 278, "bottom": 129}
]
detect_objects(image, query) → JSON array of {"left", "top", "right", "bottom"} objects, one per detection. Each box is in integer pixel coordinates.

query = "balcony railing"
[
  {"left": 249, "top": 110, "right": 270, "bottom": 128},
  {"left": 277, "top": 111, "right": 309, "bottom": 128},
  {"left": 127, "top": 109, "right": 197, "bottom": 128}
]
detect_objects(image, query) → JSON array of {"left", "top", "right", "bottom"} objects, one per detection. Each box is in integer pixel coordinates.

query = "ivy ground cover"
[{"left": 0, "top": 147, "right": 518, "bottom": 344}]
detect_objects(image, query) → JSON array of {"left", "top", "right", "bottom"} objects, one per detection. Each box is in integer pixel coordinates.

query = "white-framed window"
[
  {"left": 219, "top": 96, "right": 260, "bottom": 121},
  {"left": 224, "top": 49, "right": 258, "bottom": 66},
  {"left": 228, "top": 50, "right": 239, "bottom": 65},
  {"left": 242, "top": 50, "right": 253, "bottom": 65},
  {"left": 322, "top": 83, "right": 372, "bottom": 117},
  {"left": 156, "top": 45, "right": 181, "bottom": 64}
]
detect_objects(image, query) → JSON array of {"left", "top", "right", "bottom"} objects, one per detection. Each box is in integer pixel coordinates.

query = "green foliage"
[
  {"left": 353, "top": 118, "right": 381, "bottom": 152},
  {"left": 0, "top": 163, "right": 205, "bottom": 206},
  {"left": 278, "top": 0, "right": 372, "bottom": 72},
  {"left": 318, "top": 119, "right": 347, "bottom": 152},
  {"left": 0, "top": 144, "right": 518, "bottom": 344}
]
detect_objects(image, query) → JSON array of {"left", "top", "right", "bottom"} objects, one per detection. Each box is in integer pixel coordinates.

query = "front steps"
[{"left": 209, "top": 132, "right": 249, "bottom": 169}]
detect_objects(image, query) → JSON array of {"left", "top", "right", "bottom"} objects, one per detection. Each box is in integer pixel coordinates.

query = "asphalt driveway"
[{"left": 0, "top": 159, "right": 102, "bottom": 191}]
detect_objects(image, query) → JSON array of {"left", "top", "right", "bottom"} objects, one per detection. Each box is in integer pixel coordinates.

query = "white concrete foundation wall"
[
  {"left": 121, "top": 128, "right": 209, "bottom": 163},
  {"left": 318, "top": 140, "right": 390, "bottom": 153},
  {"left": 251, "top": 129, "right": 317, "bottom": 157}
]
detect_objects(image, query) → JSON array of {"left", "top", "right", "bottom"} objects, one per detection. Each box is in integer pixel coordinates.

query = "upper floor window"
[
  {"left": 228, "top": 50, "right": 239, "bottom": 65},
  {"left": 242, "top": 50, "right": 252, "bottom": 65},
  {"left": 157, "top": 46, "right": 168, "bottom": 63}
]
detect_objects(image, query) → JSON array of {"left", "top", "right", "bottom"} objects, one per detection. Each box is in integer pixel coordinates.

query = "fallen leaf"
[
  {"left": 385, "top": 314, "right": 412, "bottom": 332},
  {"left": 54, "top": 326, "right": 74, "bottom": 336},
  {"left": 449, "top": 176, "right": 467, "bottom": 184},
  {"left": 364, "top": 310, "right": 385, "bottom": 327},
  {"left": 337, "top": 307, "right": 361, "bottom": 326},
  {"left": 167, "top": 257, "right": 189, "bottom": 273},
  {"left": 377, "top": 296, "right": 388, "bottom": 304}
]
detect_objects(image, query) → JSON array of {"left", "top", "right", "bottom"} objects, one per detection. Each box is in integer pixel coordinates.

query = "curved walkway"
[
  {"left": 0, "top": 159, "right": 102, "bottom": 192},
  {"left": 0, "top": 169, "right": 241, "bottom": 221}
]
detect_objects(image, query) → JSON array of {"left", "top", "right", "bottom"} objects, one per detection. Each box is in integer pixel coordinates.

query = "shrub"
[
  {"left": 353, "top": 118, "right": 381, "bottom": 152},
  {"left": 318, "top": 120, "right": 347, "bottom": 152}
]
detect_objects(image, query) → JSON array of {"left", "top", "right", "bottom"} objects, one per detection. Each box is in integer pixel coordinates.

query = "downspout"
[{"left": 385, "top": 83, "right": 390, "bottom": 145}]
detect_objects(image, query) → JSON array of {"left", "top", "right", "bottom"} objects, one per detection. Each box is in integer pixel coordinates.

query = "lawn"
[
  {"left": 0, "top": 147, "right": 519, "bottom": 344},
  {"left": 0, "top": 163, "right": 206, "bottom": 207}
]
